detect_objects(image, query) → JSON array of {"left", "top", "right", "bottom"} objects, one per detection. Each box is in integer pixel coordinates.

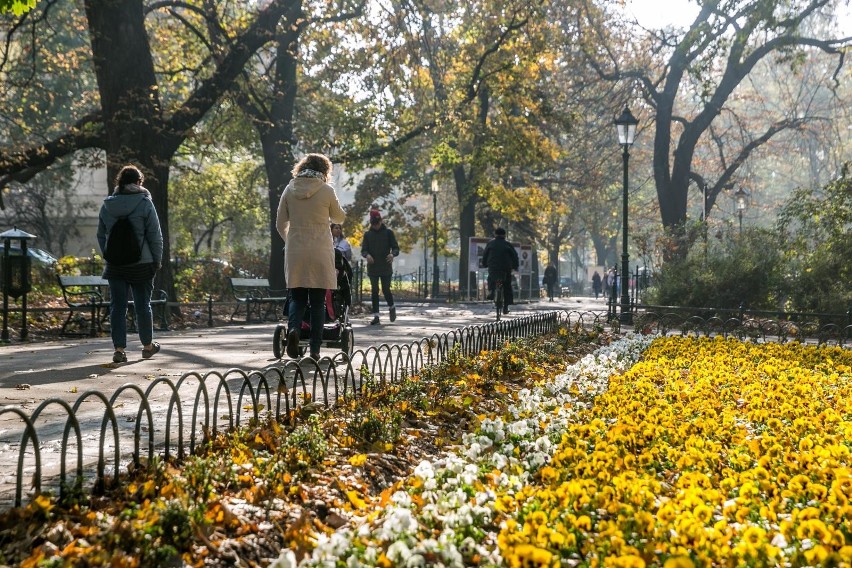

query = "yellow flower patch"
[{"left": 500, "top": 337, "right": 852, "bottom": 566}]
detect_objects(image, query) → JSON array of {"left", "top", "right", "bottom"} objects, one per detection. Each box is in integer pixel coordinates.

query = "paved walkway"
[
  {"left": 0, "top": 296, "right": 606, "bottom": 408},
  {"left": 0, "top": 295, "right": 609, "bottom": 507}
]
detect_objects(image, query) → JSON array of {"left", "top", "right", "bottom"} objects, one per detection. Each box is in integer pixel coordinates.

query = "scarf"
[{"left": 295, "top": 168, "right": 326, "bottom": 181}]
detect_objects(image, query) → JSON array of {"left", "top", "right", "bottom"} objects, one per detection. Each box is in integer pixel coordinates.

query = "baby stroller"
[{"left": 273, "top": 249, "right": 354, "bottom": 358}]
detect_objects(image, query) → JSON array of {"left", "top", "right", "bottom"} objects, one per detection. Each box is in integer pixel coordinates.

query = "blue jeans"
[
  {"left": 108, "top": 278, "right": 154, "bottom": 349},
  {"left": 288, "top": 288, "right": 326, "bottom": 355},
  {"left": 369, "top": 273, "right": 394, "bottom": 314}
]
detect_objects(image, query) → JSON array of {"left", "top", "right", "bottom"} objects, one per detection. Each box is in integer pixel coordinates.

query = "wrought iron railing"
[
  {"left": 0, "top": 312, "right": 558, "bottom": 509},
  {"left": 1, "top": 307, "right": 848, "bottom": 511},
  {"left": 634, "top": 309, "right": 852, "bottom": 346}
]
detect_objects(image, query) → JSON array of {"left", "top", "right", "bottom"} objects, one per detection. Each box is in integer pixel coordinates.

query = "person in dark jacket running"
[
  {"left": 96, "top": 165, "right": 164, "bottom": 364},
  {"left": 360, "top": 207, "right": 400, "bottom": 325},
  {"left": 481, "top": 227, "right": 519, "bottom": 313}
]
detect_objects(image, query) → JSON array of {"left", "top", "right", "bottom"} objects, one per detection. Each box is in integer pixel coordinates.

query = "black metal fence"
[
  {"left": 0, "top": 312, "right": 558, "bottom": 510},
  {"left": 634, "top": 309, "right": 852, "bottom": 345},
  {"left": 1, "top": 307, "right": 849, "bottom": 511}
]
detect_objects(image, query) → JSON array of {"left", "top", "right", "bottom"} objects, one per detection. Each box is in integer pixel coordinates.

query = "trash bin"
[{"left": 1, "top": 227, "right": 37, "bottom": 341}]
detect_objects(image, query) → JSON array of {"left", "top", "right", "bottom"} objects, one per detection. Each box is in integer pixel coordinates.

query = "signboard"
[
  {"left": 468, "top": 237, "right": 490, "bottom": 271},
  {"left": 470, "top": 237, "right": 532, "bottom": 274},
  {"left": 518, "top": 244, "right": 532, "bottom": 275}
]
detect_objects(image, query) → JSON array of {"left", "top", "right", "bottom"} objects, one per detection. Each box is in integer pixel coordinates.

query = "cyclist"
[{"left": 481, "top": 227, "right": 519, "bottom": 314}]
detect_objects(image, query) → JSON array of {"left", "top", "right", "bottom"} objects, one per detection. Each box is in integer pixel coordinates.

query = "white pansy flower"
[
  {"left": 387, "top": 541, "right": 412, "bottom": 563},
  {"left": 414, "top": 461, "right": 434, "bottom": 479},
  {"left": 392, "top": 491, "right": 412, "bottom": 508},
  {"left": 446, "top": 457, "right": 464, "bottom": 474},
  {"left": 465, "top": 442, "right": 482, "bottom": 461},
  {"left": 491, "top": 452, "right": 508, "bottom": 470},
  {"left": 534, "top": 436, "right": 552, "bottom": 453},
  {"left": 507, "top": 420, "right": 530, "bottom": 437},
  {"left": 269, "top": 549, "right": 297, "bottom": 568},
  {"left": 460, "top": 464, "right": 479, "bottom": 485}
]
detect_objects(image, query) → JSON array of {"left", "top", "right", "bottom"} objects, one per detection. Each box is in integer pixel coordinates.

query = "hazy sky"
[{"left": 624, "top": 0, "right": 852, "bottom": 31}]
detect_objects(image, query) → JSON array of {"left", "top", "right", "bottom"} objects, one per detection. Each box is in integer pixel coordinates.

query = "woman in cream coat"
[{"left": 276, "top": 153, "right": 345, "bottom": 359}]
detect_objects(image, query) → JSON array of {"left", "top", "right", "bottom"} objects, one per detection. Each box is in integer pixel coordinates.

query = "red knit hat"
[{"left": 369, "top": 208, "right": 381, "bottom": 222}]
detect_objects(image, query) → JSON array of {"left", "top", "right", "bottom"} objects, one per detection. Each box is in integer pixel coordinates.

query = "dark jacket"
[
  {"left": 481, "top": 235, "right": 519, "bottom": 274},
  {"left": 543, "top": 265, "right": 557, "bottom": 285},
  {"left": 361, "top": 223, "right": 400, "bottom": 277}
]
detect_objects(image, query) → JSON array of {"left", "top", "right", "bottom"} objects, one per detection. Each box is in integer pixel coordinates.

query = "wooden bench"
[
  {"left": 228, "top": 277, "right": 287, "bottom": 322},
  {"left": 57, "top": 275, "right": 169, "bottom": 336}
]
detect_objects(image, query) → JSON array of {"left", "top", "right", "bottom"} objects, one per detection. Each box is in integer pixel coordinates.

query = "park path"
[{"left": 0, "top": 297, "right": 605, "bottom": 507}]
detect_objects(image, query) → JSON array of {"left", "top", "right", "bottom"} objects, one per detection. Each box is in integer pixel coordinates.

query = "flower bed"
[
  {"left": 279, "top": 336, "right": 852, "bottom": 567},
  {"left": 3, "top": 326, "right": 608, "bottom": 566},
  {"left": 7, "top": 332, "right": 850, "bottom": 567},
  {"left": 281, "top": 333, "right": 656, "bottom": 567}
]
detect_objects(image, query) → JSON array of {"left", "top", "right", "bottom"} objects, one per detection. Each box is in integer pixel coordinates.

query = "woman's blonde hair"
[{"left": 292, "top": 153, "right": 332, "bottom": 179}]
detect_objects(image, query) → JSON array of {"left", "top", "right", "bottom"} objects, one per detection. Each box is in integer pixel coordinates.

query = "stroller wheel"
[
  {"left": 273, "top": 324, "right": 286, "bottom": 359},
  {"left": 340, "top": 327, "right": 354, "bottom": 356}
]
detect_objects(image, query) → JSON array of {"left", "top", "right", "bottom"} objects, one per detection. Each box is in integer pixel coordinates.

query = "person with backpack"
[{"left": 96, "top": 165, "right": 164, "bottom": 363}]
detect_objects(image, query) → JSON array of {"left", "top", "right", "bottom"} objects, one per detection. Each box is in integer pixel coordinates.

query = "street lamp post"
[
  {"left": 734, "top": 187, "right": 747, "bottom": 235},
  {"left": 614, "top": 107, "right": 638, "bottom": 324},
  {"left": 431, "top": 177, "right": 440, "bottom": 298}
]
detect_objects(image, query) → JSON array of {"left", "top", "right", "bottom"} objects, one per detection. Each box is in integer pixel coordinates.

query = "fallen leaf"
[{"left": 348, "top": 454, "right": 367, "bottom": 467}]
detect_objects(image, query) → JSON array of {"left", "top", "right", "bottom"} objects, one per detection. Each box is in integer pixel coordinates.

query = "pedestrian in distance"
[
  {"left": 543, "top": 263, "right": 557, "bottom": 302},
  {"left": 481, "top": 227, "right": 520, "bottom": 314},
  {"left": 592, "top": 270, "right": 602, "bottom": 299},
  {"left": 361, "top": 206, "right": 400, "bottom": 325},
  {"left": 330, "top": 222, "right": 352, "bottom": 262},
  {"left": 606, "top": 267, "right": 617, "bottom": 299},
  {"left": 276, "top": 153, "right": 345, "bottom": 360},
  {"left": 96, "top": 165, "right": 164, "bottom": 364}
]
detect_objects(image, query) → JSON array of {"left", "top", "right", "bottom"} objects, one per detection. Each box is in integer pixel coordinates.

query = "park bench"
[
  {"left": 57, "top": 275, "right": 169, "bottom": 336},
  {"left": 228, "top": 277, "right": 287, "bottom": 323}
]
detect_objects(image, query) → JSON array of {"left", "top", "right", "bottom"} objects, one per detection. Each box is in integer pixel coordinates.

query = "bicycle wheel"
[{"left": 495, "top": 284, "right": 503, "bottom": 321}]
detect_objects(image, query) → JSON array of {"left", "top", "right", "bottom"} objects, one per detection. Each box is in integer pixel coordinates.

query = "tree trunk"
[
  {"left": 591, "top": 233, "right": 615, "bottom": 267},
  {"left": 85, "top": 0, "right": 180, "bottom": 305},
  {"left": 258, "top": 26, "right": 299, "bottom": 291},
  {"left": 455, "top": 164, "right": 477, "bottom": 298}
]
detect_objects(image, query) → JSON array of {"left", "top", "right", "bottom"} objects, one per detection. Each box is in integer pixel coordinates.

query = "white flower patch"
[
  {"left": 294, "top": 333, "right": 657, "bottom": 567},
  {"left": 413, "top": 461, "right": 434, "bottom": 480}
]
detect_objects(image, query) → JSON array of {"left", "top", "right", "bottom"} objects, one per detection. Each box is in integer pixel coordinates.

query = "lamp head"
[
  {"left": 614, "top": 107, "right": 639, "bottom": 147},
  {"left": 734, "top": 187, "right": 747, "bottom": 211}
]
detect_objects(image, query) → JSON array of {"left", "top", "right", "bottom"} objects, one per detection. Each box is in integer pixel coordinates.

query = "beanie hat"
[{"left": 369, "top": 208, "right": 382, "bottom": 222}]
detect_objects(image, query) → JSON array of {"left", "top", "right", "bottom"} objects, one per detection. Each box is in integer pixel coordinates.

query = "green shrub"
[
  {"left": 172, "top": 250, "right": 267, "bottom": 302},
  {"left": 777, "top": 167, "right": 852, "bottom": 315},
  {"left": 646, "top": 228, "right": 783, "bottom": 310}
]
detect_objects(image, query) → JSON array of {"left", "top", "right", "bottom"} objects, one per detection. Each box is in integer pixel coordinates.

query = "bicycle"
[{"left": 491, "top": 270, "right": 508, "bottom": 321}]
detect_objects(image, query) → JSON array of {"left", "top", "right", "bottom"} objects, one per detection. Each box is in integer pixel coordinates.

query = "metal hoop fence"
[
  {"left": 1, "top": 307, "right": 847, "bottom": 511},
  {"left": 633, "top": 310, "right": 852, "bottom": 346},
  {"left": 0, "top": 311, "right": 558, "bottom": 510}
]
